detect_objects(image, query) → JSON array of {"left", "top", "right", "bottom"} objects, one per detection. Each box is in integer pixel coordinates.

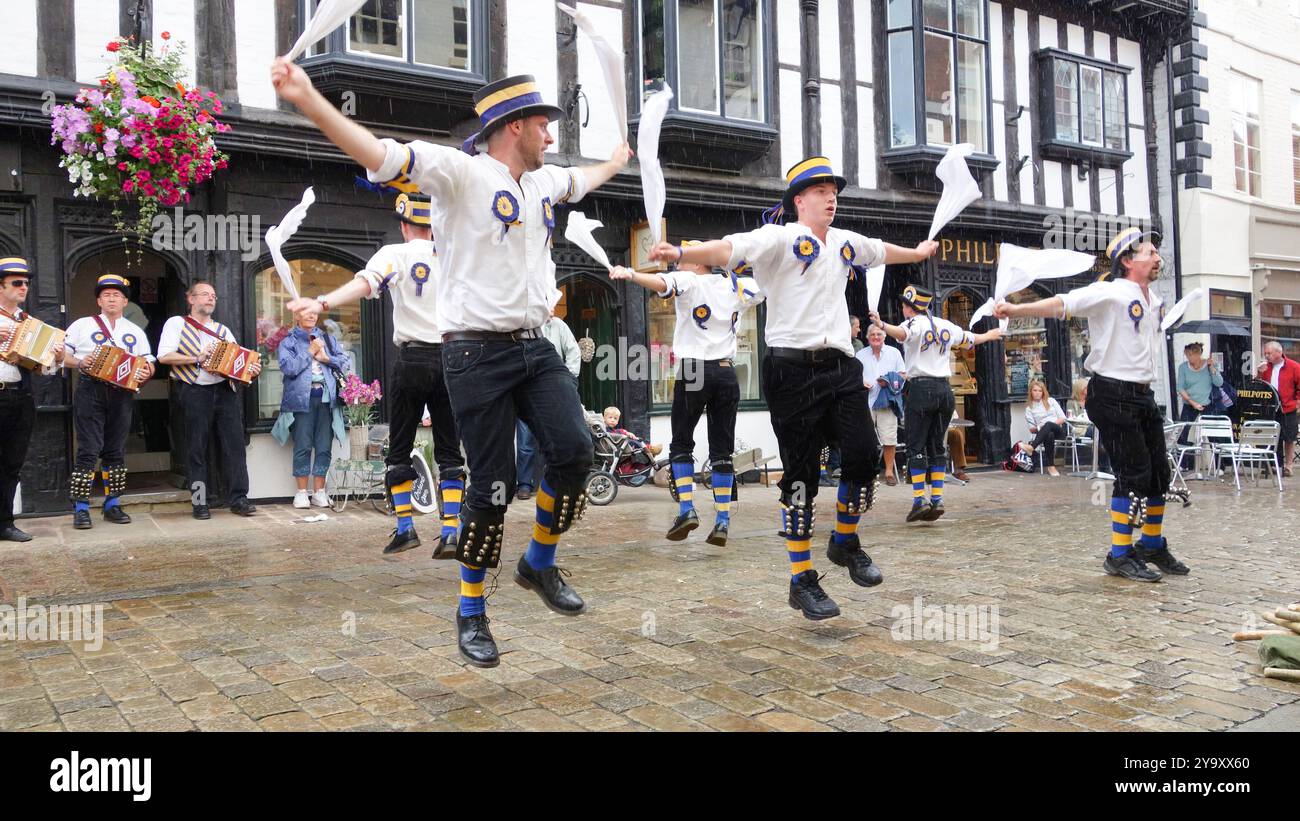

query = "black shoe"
[
  {"left": 456, "top": 611, "right": 500, "bottom": 668},
  {"left": 0, "top": 525, "right": 32, "bottom": 542},
  {"left": 906, "top": 501, "right": 932, "bottom": 522},
  {"left": 922, "top": 500, "right": 946, "bottom": 521},
  {"left": 230, "top": 501, "right": 257, "bottom": 517},
  {"left": 666, "top": 508, "right": 699, "bottom": 541},
  {"left": 705, "top": 520, "right": 728, "bottom": 546},
  {"left": 788, "top": 571, "right": 841, "bottom": 620},
  {"left": 192, "top": 504, "right": 210, "bottom": 520},
  {"left": 514, "top": 556, "right": 586, "bottom": 616},
  {"left": 102, "top": 505, "right": 131, "bottom": 525},
  {"left": 383, "top": 528, "right": 420, "bottom": 555},
  {"left": 431, "top": 530, "right": 457, "bottom": 560},
  {"left": 516, "top": 486, "right": 534, "bottom": 501},
  {"left": 826, "top": 535, "right": 883, "bottom": 587},
  {"left": 1137, "top": 537, "right": 1190, "bottom": 575},
  {"left": 72, "top": 508, "right": 92, "bottom": 530},
  {"left": 1103, "top": 551, "right": 1162, "bottom": 583}
]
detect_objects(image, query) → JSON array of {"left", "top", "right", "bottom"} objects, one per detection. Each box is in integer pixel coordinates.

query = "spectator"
[
  {"left": 1014, "top": 378, "right": 1067, "bottom": 477},
  {"left": 946, "top": 411, "right": 971, "bottom": 483},
  {"left": 850, "top": 315, "right": 865, "bottom": 353},
  {"left": 272, "top": 309, "right": 352, "bottom": 508},
  {"left": 855, "top": 325, "right": 905, "bottom": 485},
  {"left": 516, "top": 311, "right": 582, "bottom": 500},
  {"left": 1257, "top": 340, "right": 1300, "bottom": 477},
  {"left": 602, "top": 406, "right": 663, "bottom": 457},
  {"left": 1176, "top": 341, "right": 1221, "bottom": 442}
]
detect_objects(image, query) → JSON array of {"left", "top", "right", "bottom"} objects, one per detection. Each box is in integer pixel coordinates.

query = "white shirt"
[
  {"left": 1060, "top": 278, "right": 1164, "bottom": 384},
  {"left": 899, "top": 314, "right": 973, "bottom": 378},
  {"left": 1025, "top": 397, "right": 1067, "bottom": 430},
  {"left": 368, "top": 140, "right": 588, "bottom": 334},
  {"left": 356, "top": 239, "right": 443, "bottom": 345},
  {"left": 657, "top": 271, "right": 762, "bottom": 361},
  {"left": 724, "top": 222, "right": 885, "bottom": 357},
  {"left": 541, "top": 316, "right": 582, "bottom": 378},
  {"left": 855, "top": 343, "right": 906, "bottom": 406},
  {"left": 1270, "top": 361, "right": 1282, "bottom": 392},
  {"left": 157, "top": 315, "right": 236, "bottom": 386},
  {"left": 64, "top": 314, "right": 154, "bottom": 363}
]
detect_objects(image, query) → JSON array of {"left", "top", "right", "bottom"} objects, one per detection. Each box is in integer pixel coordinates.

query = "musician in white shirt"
[
  {"left": 995, "top": 228, "right": 1189, "bottom": 583},
  {"left": 62, "top": 274, "right": 156, "bottom": 530},
  {"left": 610, "top": 245, "right": 763, "bottom": 546},
  {"left": 272, "top": 59, "right": 630, "bottom": 669},
  {"left": 647, "top": 157, "right": 937, "bottom": 622}
]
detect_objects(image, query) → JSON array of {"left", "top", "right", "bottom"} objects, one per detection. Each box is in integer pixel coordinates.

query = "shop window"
[
  {"left": 1066, "top": 314, "right": 1091, "bottom": 385},
  {"left": 1260, "top": 300, "right": 1300, "bottom": 361},
  {"left": 1035, "top": 49, "right": 1132, "bottom": 167},
  {"left": 253, "top": 259, "right": 366, "bottom": 424},
  {"left": 941, "top": 289, "right": 979, "bottom": 397},
  {"left": 1003, "top": 288, "right": 1047, "bottom": 398},
  {"left": 649, "top": 293, "right": 764, "bottom": 410}
]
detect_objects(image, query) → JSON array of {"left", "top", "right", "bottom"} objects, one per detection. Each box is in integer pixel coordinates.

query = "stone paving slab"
[{"left": 1, "top": 472, "right": 1297, "bottom": 731}]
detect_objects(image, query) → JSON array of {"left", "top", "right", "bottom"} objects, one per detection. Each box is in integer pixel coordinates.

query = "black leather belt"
[
  {"left": 768, "top": 347, "right": 846, "bottom": 364},
  {"left": 681, "top": 357, "right": 734, "bottom": 367},
  {"left": 442, "top": 329, "right": 543, "bottom": 342},
  {"left": 400, "top": 340, "right": 443, "bottom": 350},
  {"left": 0, "top": 381, "right": 26, "bottom": 392}
]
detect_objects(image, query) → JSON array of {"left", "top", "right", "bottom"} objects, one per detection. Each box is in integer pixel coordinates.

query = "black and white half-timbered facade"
[{"left": 0, "top": 0, "right": 1198, "bottom": 515}]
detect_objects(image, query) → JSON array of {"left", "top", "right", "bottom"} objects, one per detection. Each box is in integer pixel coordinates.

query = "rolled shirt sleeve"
[
  {"left": 368, "top": 139, "right": 467, "bottom": 202},
  {"left": 723, "top": 224, "right": 785, "bottom": 280},
  {"left": 1060, "top": 281, "right": 1115, "bottom": 319},
  {"left": 356, "top": 246, "right": 398, "bottom": 298}
]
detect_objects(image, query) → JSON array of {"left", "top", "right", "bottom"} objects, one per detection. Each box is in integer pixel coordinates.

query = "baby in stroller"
[{"left": 584, "top": 407, "right": 663, "bottom": 504}]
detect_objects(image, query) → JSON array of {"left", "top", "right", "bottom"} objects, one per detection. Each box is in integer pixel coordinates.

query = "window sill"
[
  {"left": 1038, "top": 140, "right": 1132, "bottom": 169},
  {"left": 631, "top": 110, "right": 778, "bottom": 174},
  {"left": 302, "top": 54, "right": 482, "bottom": 133},
  {"left": 881, "top": 145, "right": 1001, "bottom": 192}
]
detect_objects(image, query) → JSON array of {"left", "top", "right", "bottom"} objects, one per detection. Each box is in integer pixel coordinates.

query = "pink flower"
[
  {"left": 136, "top": 170, "right": 151, "bottom": 182},
  {"left": 146, "top": 151, "right": 161, "bottom": 164},
  {"left": 122, "top": 179, "right": 135, "bottom": 193},
  {"left": 141, "top": 182, "right": 156, "bottom": 197}
]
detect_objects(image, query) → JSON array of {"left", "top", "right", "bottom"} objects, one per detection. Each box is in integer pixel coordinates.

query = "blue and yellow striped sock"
[
  {"left": 1138, "top": 496, "right": 1165, "bottom": 549},
  {"left": 831, "top": 480, "right": 859, "bottom": 544},
  {"left": 1109, "top": 496, "right": 1133, "bottom": 558},
  {"left": 783, "top": 507, "right": 813, "bottom": 580},
  {"left": 711, "top": 471, "right": 733, "bottom": 525},
  {"left": 911, "top": 469, "right": 928, "bottom": 507},
  {"left": 524, "top": 478, "right": 558, "bottom": 571},
  {"left": 459, "top": 563, "right": 486, "bottom": 617},
  {"left": 101, "top": 470, "right": 120, "bottom": 511},
  {"left": 440, "top": 478, "right": 463, "bottom": 542},
  {"left": 928, "top": 465, "right": 946, "bottom": 504},
  {"left": 671, "top": 461, "right": 694, "bottom": 515},
  {"left": 390, "top": 480, "right": 414, "bottom": 534}
]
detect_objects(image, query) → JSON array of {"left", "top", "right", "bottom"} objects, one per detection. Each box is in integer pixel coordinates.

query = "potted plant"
[{"left": 339, "top": 373, "right": 382, "bottom": 459}]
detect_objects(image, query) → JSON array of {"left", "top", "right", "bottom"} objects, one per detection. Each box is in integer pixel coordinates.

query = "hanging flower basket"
[{"left": 49, "top": 33, "right": 230, "bottom": 243}]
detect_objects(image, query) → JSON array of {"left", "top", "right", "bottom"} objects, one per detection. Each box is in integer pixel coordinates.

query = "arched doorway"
[
  {"left": 68, "top": 245, "right": 185, "bottom": 493},
  {"left": 556, "top": 272, "right": 620, "bottom": 414},
  {"left": 940, "top": 286, "right": 985, "bottom": 466}
]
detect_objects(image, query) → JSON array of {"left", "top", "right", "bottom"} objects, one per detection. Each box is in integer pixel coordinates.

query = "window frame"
[
  {"left": 302, "top": 0, "right": 488, "bottom": 82},
  {"left": 885, "top": 0, "right": 993, "bottom": 154},
  {"left": 647, "top": 295, "right": 769, "bottom": 415},
  {"left": 1230, "top": 71, "right": 1263, "bottom": 198},
  {"left": 1035, "top": 48, "right": 1133, "bottom": 167}
]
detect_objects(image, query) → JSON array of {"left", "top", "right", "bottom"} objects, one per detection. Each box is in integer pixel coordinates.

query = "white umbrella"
[
  {"left": 265, "top": 187, "right": 317, "bottom": 301},
  {"left": 969, "top": 243, "right": 1095, "bottom": 330},
  {"left": 927, "top": 143, "right": 987, "bottom": 241},
  {"left": 285, "top": 0, "right": 370, "bottom": 61},
  {"left": 1161, "top": 288, "right": 1204, "bottom": 332},
  {"left": 638, "top": 86, "right": 674, "bottom": 247},
  {"left": 564, "top": 211, "right": 612, "bottom": 271},
  {"left": 557, "top": 3, "right": 627, "bottom": 141}
]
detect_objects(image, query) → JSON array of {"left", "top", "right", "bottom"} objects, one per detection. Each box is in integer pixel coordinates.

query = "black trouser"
[
  {"left": 1176, "top": 403, "right": 1201, "bottom": 446},
  {"left": 761, "top": 352, "right": 879, "bottom": 503},
  {"left": 902, "top": 376, "right": 955, "bottom": 477},
  {"left": 1029, "top": 421, "right": 1065, "bottom": 468},
  {"left": 386, "top": 343, "right": 465, "bottom": 481},
  {"left": 73, "top": 375, "right": 133, "bottom": 472},
  {"left": 1086, "top": 375, "right": 1170, "bottom": 499},
  {"left": 0, "top": 386, "right": 35, "bottom": 527},
  {"left": 669, "top": 359, "right": 739, "bottom": 470},
  {"left": 442, "top": 336, "right": 591, "bottom": 512},
  {"left": 175, "top": 380, "right": 249, "bottom": 505}
]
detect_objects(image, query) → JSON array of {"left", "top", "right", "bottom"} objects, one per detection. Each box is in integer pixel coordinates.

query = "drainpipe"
[{"left": 1165, "top": 22, "right": 1186, "bottom": 415}]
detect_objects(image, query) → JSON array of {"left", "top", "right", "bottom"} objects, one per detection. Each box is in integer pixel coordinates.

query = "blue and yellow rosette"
[
  {"left": 921, "top": 328, "right": 938, "bottom": 352},
  {"left": 692, "top": 304, "right": 712, "bottom": 330},
  {"left": 121, "top": 333, "right": 138, "bottom": 353},
  {"left": 541, "top": 197, "right": 556, "bottom": 248},
  {"left": 840, "top": 241, "right": 866, "bottom": 281},
  {"left": 491, "top": 190, "right": 522, "bottom": 241},
  {"left": 729, "top": 311, "right": 739, "bottom": 334},
  {"left": 91, "top": 330, "right": 108, "bottom": 346},
  {"left": 410, "top": 262, "right": 432, "bottom": 297},
  {"left": 938, "top": 328, "right": 952, "bottom": 354},
  {"left": 1127, "top": 299, "right": 1143, "bottom": 332},
  {"left": 793, "top": 235, "right": 820, "bottom": 274}
]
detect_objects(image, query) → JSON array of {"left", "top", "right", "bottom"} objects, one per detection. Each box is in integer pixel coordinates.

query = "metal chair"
[
  {"left": 1163, "top": 421, "right": 1192, "bottom": 498},
  {"left": 1216, "top": 420, "right": 1284, "bottom": 491},
  {"left": 1193, "top": 414, "right": 1235, "bottom": 480}
]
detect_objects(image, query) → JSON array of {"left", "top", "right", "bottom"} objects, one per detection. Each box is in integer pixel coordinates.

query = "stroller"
[{"left": 584, "top": 409, "right": 659, "bottom": 505}]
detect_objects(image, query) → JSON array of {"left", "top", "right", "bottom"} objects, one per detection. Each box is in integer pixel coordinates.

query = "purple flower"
[{"left": 104, "top": 128, "right": 120, "bottom": 142}]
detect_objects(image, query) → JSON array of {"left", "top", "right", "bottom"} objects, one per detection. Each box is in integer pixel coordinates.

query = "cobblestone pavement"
[{"left": 1, "top": 472, "right": 1297, "bottom": 732}]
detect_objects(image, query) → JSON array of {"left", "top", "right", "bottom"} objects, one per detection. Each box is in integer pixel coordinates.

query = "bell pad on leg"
[
  {"left": 68, "top": 469, "right": 96, "bottom": 503},
  {"left": 840, "top": 480, "right": 877, "bottom": 515},
  {"left": 548, "top": 482, "right": 589, "bottom": 535},
  {"left": 455, "top": 508, "right": 505, "bottom": 569},
  {"left": 780, "top": 503, "right": 816, "bottom": 539}
]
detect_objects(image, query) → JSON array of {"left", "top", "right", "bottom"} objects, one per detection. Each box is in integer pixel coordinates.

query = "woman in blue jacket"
[{"left": 273, "top": 309, "right": 352, "bottom": 508}]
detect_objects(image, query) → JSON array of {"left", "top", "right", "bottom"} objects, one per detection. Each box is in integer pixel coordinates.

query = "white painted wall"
[
  {"left": 75, "top": 0, "right": 120, "bottom": 83},
  {"left": 247, "top": 432, "right": 351, "bottom": 500},
  {"left": 856, "top": 84, "right": 875, "bottom": 189},
  {"left": 778, "top": 67, "right": 802, "bottom": 173},
  {"left": 234, "top": 0, "right": 277, "bottom": 110},
  {"left": 776, "top": 0, "right": 799, "bottom": 66},
  {"left": 507, "top": 0, "right": 559, "bottom": 153},
  {"left": 576, "top": 2, "right": 622, "bottom": 161},
  {"left": 818, "top": 3, "right": 839, "bottom": 81},
  {"left": 820, "top": 83, "right": 842, "bottom": 177},
  {"left": 1117, "top": 37, "right": 1149, "bottom": 219},
  {"left": 0, "top": 0, "right": 38, "bottom": 78},
  {"left": 853, "top": 0, "right": 871, "bottom": 78},
  {"left": 152, "top": 0, "right": 198, "bottom": 87}
]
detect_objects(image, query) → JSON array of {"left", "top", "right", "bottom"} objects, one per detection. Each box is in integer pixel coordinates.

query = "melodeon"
[
  {"left": 85, "top": 344, "right": 149, "bottom": 392},
  {"left": 0, "top": 315, "right": 64, "bottom": 370},
  {"left": 202, "top": 340, "right": 260, "bottom": 384}
]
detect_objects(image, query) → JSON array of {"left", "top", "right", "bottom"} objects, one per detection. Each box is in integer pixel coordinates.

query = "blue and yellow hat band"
[
  {"left": 1106, "top": 227, "right": 1158, "bottom": 260},
  {"left": 95, "top": 274, "right": 130, "bottom": 295},
  {"left": 786, "top": 157, "right": 837, "bottom": 187},
  {"left": 901, "top": 284, "right": 934, "bottom": 312},
  {"left": 475, "top": 81, "right": 544, "bottom": 123},
  {"left": 395, "top": 193, "right": 432, "bottom": 227},
  {"left": 0, "top": 257, "right": 30, "bottom": 276}
]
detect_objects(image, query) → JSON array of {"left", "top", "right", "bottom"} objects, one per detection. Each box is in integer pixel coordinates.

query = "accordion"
[
  {"left": 85, "top": 345, "right": 149, "bottom": 392},
  {"left": 202, "top": 340, "right": 260, "bottom": 384},
  {"left": 1, "top": 315, "right": 64, "bottom": 370}
]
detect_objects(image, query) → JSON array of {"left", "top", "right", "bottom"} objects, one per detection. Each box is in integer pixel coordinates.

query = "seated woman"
[{"left": 1015, "top": 379, "right": 1067, "bottom": 476}]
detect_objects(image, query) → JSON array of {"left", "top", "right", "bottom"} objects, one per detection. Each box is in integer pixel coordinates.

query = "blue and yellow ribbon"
[
  {"left": 793, "top": 236, "right": 819, "bottom": 274},
  {"left": 491, "top": 190, "right": 522, "bottom": 240}
]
